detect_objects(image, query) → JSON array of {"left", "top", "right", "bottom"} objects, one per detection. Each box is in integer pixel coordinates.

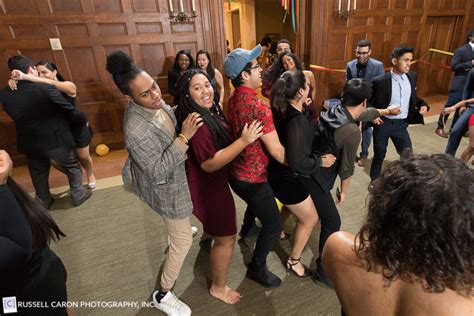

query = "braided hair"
[{"left": 174, "top": 69, "right": 231, "bottom": 150}]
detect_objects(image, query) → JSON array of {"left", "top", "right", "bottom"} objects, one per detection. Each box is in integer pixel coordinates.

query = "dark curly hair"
[
  {"left": 356, "top": 154, "right": 473, "bottom": 296},
  {"left": 264, "top": 51, "right": 302, "bottom": 85},
  {"left": 174, "top": 69, "right": 230, "bottom": 150},
  {"left": 105, "top": 51, "right": 143, "bottom": 96}
]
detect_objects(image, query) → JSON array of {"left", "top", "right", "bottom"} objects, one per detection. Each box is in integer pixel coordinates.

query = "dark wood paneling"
[
  {"left": 304, "top": 0, "right": 473, "bottom": 107},
  {"left": 50, "top": 0, "right": 83, "bottom": 13},
  {"left": 0, "top": 0, "right": 227, "bottom": 165}
]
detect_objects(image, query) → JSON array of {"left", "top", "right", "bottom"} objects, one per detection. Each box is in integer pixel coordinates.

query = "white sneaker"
[
  {"left": 167, "top": 226, "right": 199, "bottom": 245},
  {"left": 152, "top": 291, "right": 191, "bottom": 316}
]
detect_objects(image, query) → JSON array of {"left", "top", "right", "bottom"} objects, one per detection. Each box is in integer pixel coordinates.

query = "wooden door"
[{"left": 412, "top": 15, "right": 462, "bottom": 96}]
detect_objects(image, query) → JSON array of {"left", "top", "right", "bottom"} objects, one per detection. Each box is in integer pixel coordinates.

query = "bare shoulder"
[
  {"left": 323, "top": 231, "right": 360, "bottom": 268},
  {"left": 303, "top": 70, "right": 315, "bottom": 79},
  {"left": 215, "top": 69, "right": 223, "bottom": 79}
]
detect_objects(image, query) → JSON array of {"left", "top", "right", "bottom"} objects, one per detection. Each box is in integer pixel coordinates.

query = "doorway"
[
  {"left": 417, "top": 16, "right": 463, "bottom": 96},
  {"left": 231, "top": 10, "right": 242, "bottom": 49}
]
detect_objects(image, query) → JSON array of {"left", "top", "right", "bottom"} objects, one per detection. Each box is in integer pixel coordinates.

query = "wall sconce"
[
  {"left": 337, "top": 0, "right": 356, "bottom": 18},
  {"left": 169, "top": 0, "right": 197, "bottom": 24}
]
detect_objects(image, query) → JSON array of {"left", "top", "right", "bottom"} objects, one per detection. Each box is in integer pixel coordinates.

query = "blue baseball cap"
[{"left": 224, "top": 45, "right": 262, "bottom": 80}]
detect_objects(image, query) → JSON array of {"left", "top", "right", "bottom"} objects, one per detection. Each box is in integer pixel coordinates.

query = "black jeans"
[
  {"left": 229, "top": 176, "right": 281, "bottom": 269},
  {"left": 26, "top": 147, "right": 86, "bottom": 206},
  {"left": 301, "top": 177, "right": 341, "bottom": 268},
  {"left": 370, "top": 118, "right": 412, "bottom": 181}
]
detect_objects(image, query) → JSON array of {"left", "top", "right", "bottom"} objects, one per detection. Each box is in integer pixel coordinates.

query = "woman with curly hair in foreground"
[{"left": 322, "top": 154, "right": 473, "bottom": 315}]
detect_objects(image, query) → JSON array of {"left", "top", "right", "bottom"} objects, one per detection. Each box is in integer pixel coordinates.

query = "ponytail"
[
  {"left": 270, "top": 69, "right": 306, "bottom": 127},
  {"left": 270, "top": 77, "right": 290, "bottom": 125}
]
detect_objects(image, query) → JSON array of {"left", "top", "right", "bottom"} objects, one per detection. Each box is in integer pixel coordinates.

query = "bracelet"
[
  {"left": 388, "top": 109, "right": 392, "bottom": 115},
  {"left": 178, "top": 133, "right": 189, "bottom": 144}
]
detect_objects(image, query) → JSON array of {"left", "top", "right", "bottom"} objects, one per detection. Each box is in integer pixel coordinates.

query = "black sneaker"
[
  {"left": 311, "top": 268, "right": 334, "bottom": 289},
  {"left": 239, "top": 223, "right": 262, "bottom": 239},
  {"left": 246, "top": 264, "right": 281, "bottom": 288}
]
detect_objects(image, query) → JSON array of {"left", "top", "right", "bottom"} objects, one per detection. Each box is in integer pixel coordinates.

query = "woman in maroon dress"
[{"left": 175, "top": 69, "right": 263, "bottom": 305}]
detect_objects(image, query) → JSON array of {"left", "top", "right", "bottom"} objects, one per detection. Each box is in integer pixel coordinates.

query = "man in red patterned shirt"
[{"left": 224, "top": 45, "right": 286, "bottom": 288}]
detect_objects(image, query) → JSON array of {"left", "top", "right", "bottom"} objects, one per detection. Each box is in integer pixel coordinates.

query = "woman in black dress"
[{"left": 268, "top": 70, "right": 336, "bottom": 278}]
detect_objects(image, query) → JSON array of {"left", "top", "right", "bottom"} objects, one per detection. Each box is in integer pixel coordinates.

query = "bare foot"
[{"left": 209, "top": 285, "right": 242, "bottom": 304}]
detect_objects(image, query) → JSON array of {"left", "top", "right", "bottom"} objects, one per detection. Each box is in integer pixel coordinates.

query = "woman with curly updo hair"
[{"left": 322, "top": 154, "right": 473, "bottom": 315}]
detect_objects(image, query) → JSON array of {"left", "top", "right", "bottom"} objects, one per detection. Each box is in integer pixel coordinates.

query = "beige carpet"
[{"left": 48, "top": 121, "right": 469, "bottom": 316}]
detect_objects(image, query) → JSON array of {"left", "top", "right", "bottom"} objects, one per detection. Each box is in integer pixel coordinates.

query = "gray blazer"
[
  {"left": 122, "top": 100, "right": 192, "bottom": 219},
  {"left": 346, "top": 58, "right": 385, "bottom": 84}
]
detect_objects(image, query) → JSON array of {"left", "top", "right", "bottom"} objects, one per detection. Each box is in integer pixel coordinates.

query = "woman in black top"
[
  {"left": 196, "top": 50, "right": 225, "bottom": 107},
  {"left": 268, "top": 70, "right": 335, "bottom": 278},
  {"left": 0, "top": 150, "right": 68, "bottom": 315},
  {"left": 167, "top": 50, "right": 196, "bottom": 98}
]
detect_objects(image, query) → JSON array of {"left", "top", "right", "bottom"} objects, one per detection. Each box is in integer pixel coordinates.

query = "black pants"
[
  {"left": 370, "top": 118, "right": 412, "bottom": 181},
  {"left": 301, "top": 177, "right": 341, "bottom": 268},
  {"left": 229, "top": 176, "right": 281, "bottom": 269},
  {"left": 26, "top": 147, "right": 86, "bottom": 206}
]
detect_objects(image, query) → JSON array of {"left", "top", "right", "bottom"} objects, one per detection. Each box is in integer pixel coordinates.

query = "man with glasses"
[
  {"left": 224, "top": 45, "right": 286, "bottom": 288},
  {"left": 346, "top": 39, "right": 385, "bottom": 167}
]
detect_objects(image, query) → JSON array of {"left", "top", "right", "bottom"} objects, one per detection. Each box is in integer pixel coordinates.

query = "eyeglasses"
[
  {"left": 248, "top": 64, "right": 261, "bottom": 71},
  {"left": 355, "top": 50, "right": 369, "bottom": 55}
]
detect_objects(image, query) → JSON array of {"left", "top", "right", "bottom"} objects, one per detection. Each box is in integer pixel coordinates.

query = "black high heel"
[{"left": 286, "top": 257, "right": 312, "bottom": 278}]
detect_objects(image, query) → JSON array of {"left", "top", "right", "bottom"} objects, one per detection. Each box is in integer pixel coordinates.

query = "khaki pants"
[{"left": 161, "top": 216, "right": 193, "bottom": 290}]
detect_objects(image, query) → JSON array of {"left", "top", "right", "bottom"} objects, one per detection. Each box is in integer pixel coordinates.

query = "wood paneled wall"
[
  {"left": 301, "top": 0, "right": 473, "bottom": 107},
  {"left": 0, "top": 0, "right": 226, "bottom": 164}
]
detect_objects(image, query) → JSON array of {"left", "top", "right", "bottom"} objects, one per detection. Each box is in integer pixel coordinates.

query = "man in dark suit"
[
  {"left": 346, "top": 39, "right": 385, "bottom": 167},
  {"left": 0, "top": 55, "right": 91, "bottom": 208},
  {"left": 369, "top": 45, "right": 429, "bottom": 181},
  {"left": 435, "top": 29, "right": 474, "bottom": 138}
]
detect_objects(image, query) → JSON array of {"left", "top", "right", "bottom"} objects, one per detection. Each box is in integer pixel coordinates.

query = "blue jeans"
[
  {"left": 359, "top": 123, "right": 372, "bottom": 158},
  {"left": 370, "top": 118, "right": 412, "bottom": 180},
  {"left": 229, "top": 177, "right": 281, "bottom": 269},
  {"left": 437, "top": 90, "right": 463, "bottom": 130},
  {"left": 445, "top": 107, "right": 474, "bottom": 155}
]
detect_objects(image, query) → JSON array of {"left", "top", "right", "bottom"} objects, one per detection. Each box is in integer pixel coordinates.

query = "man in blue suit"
[
  {"left": 346, "top": 39, "right": 385, "bottom": 166},
  {"left": 435, "top": 29, "right": 474, "bottom": 138}
]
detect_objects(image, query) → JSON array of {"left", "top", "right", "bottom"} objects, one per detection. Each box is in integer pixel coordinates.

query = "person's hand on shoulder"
[
  {"left": 240, "top": 120, "right": 264, "bottom": 145},
  {"left": 0, "top": 150, "right": 13, "bottom": 185},
  {"left": 180, "top": 112, "right": 204, "bottom": 142}
]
